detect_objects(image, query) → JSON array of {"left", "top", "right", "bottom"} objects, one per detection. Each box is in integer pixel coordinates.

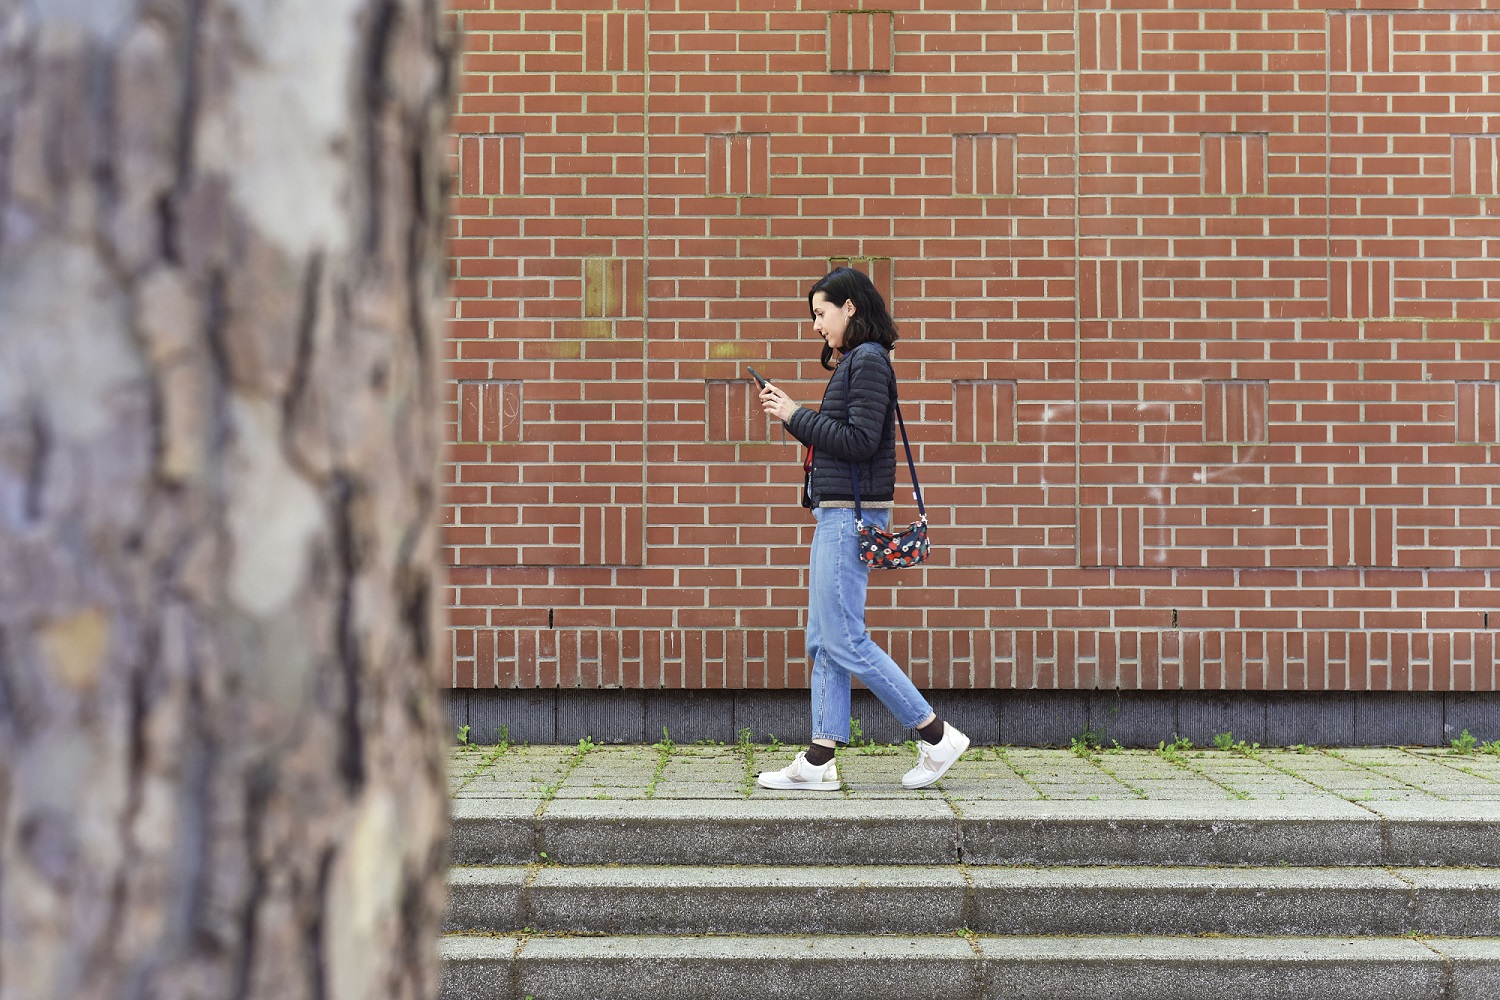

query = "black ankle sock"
[
  {"left": 805, "top": 743, "right": 836, "bottom": 767},
  {"left": 917, "top": 718, "right": 945, "bottom": 745}
]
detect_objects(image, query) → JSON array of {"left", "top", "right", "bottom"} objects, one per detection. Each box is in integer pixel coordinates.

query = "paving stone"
[
  {"left": 958, "top": 799, "right": 1382, "bottom": 866},
  {"left": 525, "top": 865, "right": 969, "bottom": 935},
  {"left": 538, "top": 798, "right": 959, "bottom": 866},
  {"left": 448, "top": 797, "right": 539, "bottom": 865},
  {"left": 1398, "top": 869, "right": 1500, "bottom": 935},
  {"left": 513, "top": 934, "right": 978, "bottom": 1000},
  {"left": 967, "top": 866, "right": 1411, "bottom": 936},
  {"left": 1432, "top": 937, "right": 1500, "bottom": 1000},
  {"left": 978, "top": 934, "right": 1444, "bottom": 1000},
  {"left": 444, "top": 867, "right": 527, "bottom": 932}
]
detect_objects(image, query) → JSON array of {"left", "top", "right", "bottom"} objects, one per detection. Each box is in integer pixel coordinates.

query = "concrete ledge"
[
  {"left": 440, "top": 934, "right": 1500, "bottom": 1000},
  {"left": 957, "top": 799, "right": 1382, "bottom": 866},
  {"left": 444, "top": 864, "right": 1500, "bottom": 938},
  {"left": 446, "top": 796, "right": 1499, "bottom": 868},
  {"left": 538, "top": 799, "right": 958, "bottom": 866},
  {"left": 978, "top": 935, "right": 1445, "bottom": 1000},
  {"left": 447, "top": 689, "right": 1500, "bottom": 747}
]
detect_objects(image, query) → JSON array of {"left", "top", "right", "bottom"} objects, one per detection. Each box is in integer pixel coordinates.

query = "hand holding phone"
[{"left": 747, "top": 366, "right": 768, "bottom": 389}]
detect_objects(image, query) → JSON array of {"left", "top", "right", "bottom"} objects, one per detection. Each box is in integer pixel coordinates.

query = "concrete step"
[
  {"left": 445, "top": 863, "right": 1500, "bottom": 938},
  {"left": 450, "top": 797, "right": 1500, "bottom": 868},
  {"left": 439, "top": 932, "right": 1500, "bottom": 1000}
]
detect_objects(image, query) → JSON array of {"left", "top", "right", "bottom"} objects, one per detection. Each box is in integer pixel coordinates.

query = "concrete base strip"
[
  {"left": 448, "top": 797, "right": 1500, "bottom": 867},
  {"left": 444, "top": 864, "right": 1500, "bottom": 938},
  {"left": 439, "top": 933, "right": 1500, "bottom": 1000}
]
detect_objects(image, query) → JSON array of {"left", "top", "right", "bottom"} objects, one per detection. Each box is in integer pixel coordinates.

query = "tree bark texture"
[{"left": 0, "top": 2, "right": 453, "bottom": 998}]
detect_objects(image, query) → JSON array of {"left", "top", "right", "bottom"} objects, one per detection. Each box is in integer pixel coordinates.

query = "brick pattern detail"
[
  {"left": 828, "top": 10, "right": 894, "bottom": 73},
  {"left": 1079, "top": 12, "right": 1140, "bottom": 73},
  {"left": 1331, "top": 508, "right": 1397, "bottom": 569},
  {"left": 1078, "top": 259, "right": 1142, "bottom": 320},
  {"left": 1453, "top": 135, "right": 1500, "bottom": 198},
  {"left": 445, "top": 2, "right": 1500, "bottom": 693},
  {"left": 707, "top": 380, "right": 773, "bottom": 444},
  {"left": 1203, "top": 381, "right": 1268, "bottom": 446},
  {"left": 584, "top": 11, "right": 645, "bottom": 73},
  {"left": 457, "top": 134, "right": 522, "bottom": 197},
  {"left": 458, "top": 380, "right": 522, "bottom": 445},
  {"left": 954, "top": 134, "right": 1017, "bottom": 198},
  {"left": 1080, "top": 506, "right": 1143, "bottom": 568},
  {"left": 1331, "top": 13, "right": 1500, "bottom": 321},
  {"left": 830, "top": 256, "right": 893, "bottom": 301},
  {"left": 583, "top": 257, "right": 645, "bottom": 319},
  {"left": 452, "top": 627, "right": 1500, "bottom": 693},
  {"left": 1202, "top": 134, "right": 1267, "bottom": 197},
  {"left": 706, "top": 134, "right": 770, "bottom": 197},
  {"left": 1329, "top": 259, "right": 1394, "bottom": 320},
  {"left": 1457, "top": 382, "right": 1500, "bottom": 445},
  {"left": 954, "top": 381, "right": 1017, "bottom": 444}
]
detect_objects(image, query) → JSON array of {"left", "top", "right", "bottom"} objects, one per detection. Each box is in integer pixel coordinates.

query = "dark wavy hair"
[{"left": 807, "top": 267, "right": 899, "bottom": 371}]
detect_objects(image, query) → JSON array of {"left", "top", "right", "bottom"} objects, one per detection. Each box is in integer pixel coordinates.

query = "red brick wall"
[{"left": 443, "top": 0, "right": 1500, "bottom": 694}]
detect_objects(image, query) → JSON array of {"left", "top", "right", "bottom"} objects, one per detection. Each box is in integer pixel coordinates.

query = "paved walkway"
[{"left": 450, "top": 737, "right": 1500, "bottom": 806}]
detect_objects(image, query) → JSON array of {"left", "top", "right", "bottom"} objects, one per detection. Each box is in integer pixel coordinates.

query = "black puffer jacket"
[{"left": 785, "top": 343, "right": 897, "bottom": 506}]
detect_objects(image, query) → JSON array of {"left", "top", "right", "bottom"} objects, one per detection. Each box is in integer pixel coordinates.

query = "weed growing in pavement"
[
  {"left": 1484, "top": 740, "right": 1500, "bottom": 756},
  {"left": 1157, "top": 736, "right": 1193, "bottom": 763},
  {"left": 849, "top": 718, "right": 873, "bottom": 748},
  {"left": 456, "top": 724, "right": 472, "bottom": 746},
  {"left": 1070, "top": 726, "right": 1104, "bottom": 757},
  {"left": 494, "top": 724, "right": 513, "bottom": 753},
  {"left": 1450, "top": 729, "right": 1480, "bottom": 755},
  {"left": 646, "top": 728, "right": 674, "bottom": 799},
  {"left": 738, "top": 727, "right": 756, "bottom": 796},
  {"left": 1212, "top": 732, "right": 1260, "bottom": 755}
]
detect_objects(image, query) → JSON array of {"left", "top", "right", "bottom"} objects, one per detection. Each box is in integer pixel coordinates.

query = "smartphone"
[{"left": 746, "top": 366, "right": 768, "bottom": 389}]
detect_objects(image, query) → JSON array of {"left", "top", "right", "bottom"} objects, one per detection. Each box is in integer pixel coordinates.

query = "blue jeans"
[{"left": 808, "top": 506, "right": 934, "bottom": 743}]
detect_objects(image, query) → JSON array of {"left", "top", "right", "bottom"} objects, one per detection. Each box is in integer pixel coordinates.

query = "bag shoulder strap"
[{"left": 841, "top": 348, "right": 925, "bottom": 522}]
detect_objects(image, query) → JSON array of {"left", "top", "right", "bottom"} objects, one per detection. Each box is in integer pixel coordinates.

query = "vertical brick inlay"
[
  {"left": 953, "top": 134, "right": 1017, "bottom": 198},
  {"left": 706, "top": 380, "right": 772, "bottom": 443},
  {"left": 1457, "top": 382, "right": 1500, "bottom": 444},
  {"left": 1079, "top": 259, "right": 1142, "bottom": 319},
  {"left": 706, "top": 134, "right": 771, "bottom": 197},
  {"left": 1079, "top": 12, "right": 1140, "bottom": 73},
  {"left": 1329, "top": 259, "right": 1394, "bottom": 319},
  {"left": 1329, "top": 12, "right": 1392, "bottom": 75},
  {"left": 954, "top": 381, "right": 1017, "bottom": 443},
  {"left": 828, "top": 256, "right": 894, "bottom": 301},
  {"left": 1453, "top": 135, "right": 1500, "bottom": 198},
  {"left": 458, "top": 381, "right": 522, "bottom": 444},
  {"left": 584, "top": 11, "right": 645, "bottom": 73},
  {"left": 457, "top": 134, "right": 522, "bottom": 197},
  {"left": 581, "top": 506, "right": 645, "bottom": 567},
  {"left": 828, "top": 10, "right": 894, "bottom": 73},
  {"left": 1331, "top": 508, "right": 1397, "bottom": 568},
  {"left": 1203, "top": 381, "right": 1269, "bottom": 445},
  {"left": 1202, "top": 134, "right": 1267, "bottom": 196},
  {"left": 1080, "top": 506, "right": 1143, "bottom": 567},
  {"left": 583, "top": 257, "right": 645, "bottom": 318}
]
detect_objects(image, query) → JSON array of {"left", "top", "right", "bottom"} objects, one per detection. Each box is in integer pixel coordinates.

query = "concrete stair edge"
[
  {"left": 439, "top": 932, "right": 1500, "bottom": 1000},
  {"left": 443, "top": 863, "right": 1500, "bottom": 938},
  {"left": 448, "top": 800, "right": 1500, "bottom": 867}
]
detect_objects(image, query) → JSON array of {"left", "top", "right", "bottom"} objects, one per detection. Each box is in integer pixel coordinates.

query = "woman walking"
[{"left": 754, "top": 267, "right": 968, "bottom": 791}]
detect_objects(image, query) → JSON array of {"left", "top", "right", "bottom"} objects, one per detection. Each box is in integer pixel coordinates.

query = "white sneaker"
[
  {"left": 901, "top": 724, "right": 970, "bottom": 789},
  {"left": 756, "top": 751, "right": 841, "bottom": 791}
]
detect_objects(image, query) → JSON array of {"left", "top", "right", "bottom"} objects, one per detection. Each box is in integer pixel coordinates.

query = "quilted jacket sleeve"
[{"left": 784, "top": 346, "right": 893, "bottom": 462}]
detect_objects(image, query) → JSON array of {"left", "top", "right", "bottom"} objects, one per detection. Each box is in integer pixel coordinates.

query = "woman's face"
[{"left": 811, "top": 291, "right": 855, "bottom": 352}]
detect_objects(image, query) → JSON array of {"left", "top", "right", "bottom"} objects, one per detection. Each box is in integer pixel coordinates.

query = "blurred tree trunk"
[{"left": 0, "top": 2, "right": 453, "bottom": 999}]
